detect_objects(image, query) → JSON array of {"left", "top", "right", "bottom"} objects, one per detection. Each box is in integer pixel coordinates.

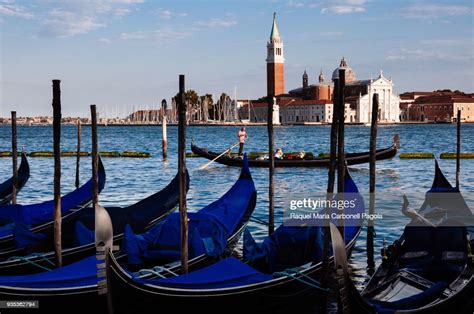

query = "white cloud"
[
  {"left": 312, "top": 0, "right": 368, "bottom": 14},
  {"left": 401, "top": 4, "right": 473, "bottom": 19},
  {"left": 319, "top": 31, "right": 343, "bottom": 37},
  {"left": 99, "top": 38, "right": 112, "bottom": 44},
  {"left": 197, "top": 17, "right": 237, "bottom": 28},
  {"left": 156, "top": 8, "right": 188, "bottom": 20},
  {"left": 288, "top": 0, "right": 305, "bottom": 8},
  {"left": 120, "top": 27, "right": 192, "bottom": 42},
  {"left": 386, "top": 48, "right": 473, "bottom": 62},
  {"left": 41, "top": 9, "right": 106, "bottom": 37},
  {"left": 0, "top": 2, "right": 34, "bottom": 19},
  {"left": 2, "top": 0, "right": 144, "bottom": 37},
  {"left": 115, "top": 8, "right": 131, "bottom": 18}
]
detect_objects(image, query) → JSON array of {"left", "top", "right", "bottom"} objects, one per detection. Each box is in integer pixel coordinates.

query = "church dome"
[{"left": 331, "top": 57, "right": 356, "bottom": 83}]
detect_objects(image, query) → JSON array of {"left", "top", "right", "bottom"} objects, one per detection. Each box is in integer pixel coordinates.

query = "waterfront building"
[{"left": 400, "top": 91, "right": 474, "bottom": 122}]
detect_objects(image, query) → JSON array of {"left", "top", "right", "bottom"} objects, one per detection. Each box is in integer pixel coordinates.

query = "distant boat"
[{"left": 191, "top": 134, "right": 400, "bottom": 168}]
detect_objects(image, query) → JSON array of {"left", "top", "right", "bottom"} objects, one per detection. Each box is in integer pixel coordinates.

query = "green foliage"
[
  {"left": 440, "top": 152, "right": 474, "bottom": 159},
  {"left": 399, "top": 153, "right": 434, "bottom": 159}
]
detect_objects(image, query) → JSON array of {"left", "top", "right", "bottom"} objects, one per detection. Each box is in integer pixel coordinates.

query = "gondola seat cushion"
[
  {"left": 244, "top": 226, "right": 323, "bottom": 273},
  {"left": 0, "top": 255, "right": 97, "bottom": 289},
  {"left": 369, "top": 281, "right": 448, "bottom": 313},
  {"left": 124, "top": 213, "right": 228, "bottom": 264},
  {"left": 138, "top": 257, "right": 272, "bottom": 289}
]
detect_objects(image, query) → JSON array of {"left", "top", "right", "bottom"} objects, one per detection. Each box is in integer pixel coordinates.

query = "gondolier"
[{"left": 237, "top": 127, "right": 247, "bottom": 156}]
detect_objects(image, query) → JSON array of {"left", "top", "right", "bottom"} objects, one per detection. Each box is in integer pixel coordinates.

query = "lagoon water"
[{"left": 0, "top": 123, "right": 473, "bottom": 291}]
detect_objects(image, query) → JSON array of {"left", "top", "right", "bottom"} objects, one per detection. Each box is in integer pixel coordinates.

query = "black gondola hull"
[
  {"left": 108, "top": 229, "right": 360, "bottom": 314},
  {"left": 191, "top": 136, "right": 398, "bottom": 168}
]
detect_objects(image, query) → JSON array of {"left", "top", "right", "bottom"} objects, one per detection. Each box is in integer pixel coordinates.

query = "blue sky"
[{"left": 1, "top": 0, "right": 473, "bottom": 117}]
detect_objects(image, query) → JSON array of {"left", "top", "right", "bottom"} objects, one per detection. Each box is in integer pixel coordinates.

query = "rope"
[
  {"left": 28, "top": 253, "right": 56, "bottom": 267},
  {"left": 7, "top": 255, "right": 52, "bottom": 271},
  {"left": 134, "top": 266, "right": 179, "bottom": 279},
  {"left": 273, "top": 268, "right": 329, "bottom": 292}
]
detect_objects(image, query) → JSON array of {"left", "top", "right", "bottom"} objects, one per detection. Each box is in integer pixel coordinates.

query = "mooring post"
[
  {"left": 52, "top": 79, "right": 62, "bottom": 268},
  {"left": 367, "top": 93, "right": 379, "bottom": 273},
  {"left": 267, "top": 95, "right": 275, "bottom": 235},
  {"left": 337, "top": 69, "right": 346, "bottom": 238},
  {"left": 320, "top": 77, "right": 340, "bottom": 312},
  {"left": 91, "top": 106, "right": 99, "bottom": 206},
  {"left": 178, "top": 75, "right": 189, "bottom": 274},
  {"left": 162, "top": 115, "right": 168, "bottom": 161},
  {"left": 456, "top": 109, "right": 461, "bottom": 189},
  {"left": 11, "top": 111, "right": 17, "bottom": 205},
  {"left": 75, "top": 119, "right": 81, "bottom": 188}
]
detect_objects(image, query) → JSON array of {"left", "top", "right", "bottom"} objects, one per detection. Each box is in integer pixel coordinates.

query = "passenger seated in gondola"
[{"left": 274, "top": 148, "right": 283, "bottom": 159}]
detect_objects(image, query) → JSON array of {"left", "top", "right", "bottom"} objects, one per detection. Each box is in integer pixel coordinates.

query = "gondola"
[
  {"left": 334, "top": 161, "right": 474, "bottom": 313},
  {"left": 0, "top": 156, "right": 256, "bottom": 312},
  {"left": 191, "top": 134, "right": 399, "bottom": 168},
  {"left": 0, "top": 152, "right": 30, "bottom": 205},
  {"left": 0, "top": 157, "right": 106, "bottom": 253},
  {"left": 106, "top": 167, "right": 365, "bottom": 314},
  {"left": 0, "top": 170, "right": 189, "bottom": 275}
]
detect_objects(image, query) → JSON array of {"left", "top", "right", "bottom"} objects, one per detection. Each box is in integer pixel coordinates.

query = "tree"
[
  {"left": 199, "top": 94, "right": 213, "bottom": 121},
  {"left": 185, "top": 90, "right": 199, "bottom": 122}
]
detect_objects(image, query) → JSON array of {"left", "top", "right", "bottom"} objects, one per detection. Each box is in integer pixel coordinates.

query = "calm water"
[{"left": 0, "top": 124, "right": 473, "bottom": 290}]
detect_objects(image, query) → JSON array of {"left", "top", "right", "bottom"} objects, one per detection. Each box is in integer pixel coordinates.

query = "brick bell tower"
[{"left": 266, "top": 12, "right": 285, "bottom": 96}]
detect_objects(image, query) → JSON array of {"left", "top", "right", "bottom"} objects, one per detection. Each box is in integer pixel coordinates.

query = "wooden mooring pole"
[
  {"left": 320, "top": 78, "right": 340, "bottom": 312},
  {"left": 178, "top": 75, "right": 189, "bottom": 274},
  {"left": 456, "top": 109, "right": 461, "bottom": 189},
  {"left": 337, "top": 69, "right": 346, "bottom": 238},
  {"left": 75, "top": 119, "right": 81, "bottom": 188},
  {"left": 52, "top": 79, "right": 62, "bottom": 268},
  {"left": 367, "top": 93, "right": 379, "bottom": 273},
  {"left": 162, "top": 115, "right": 168, "bottom": 161},
  {"left": 267, "top": 95, "right": 275, "bottom": 235},
  {"left": 91, "top": 106, "right": 99, "bottom": 206},
  {"left": 11, "top": 111, "right": 17, "bottom": 205}
]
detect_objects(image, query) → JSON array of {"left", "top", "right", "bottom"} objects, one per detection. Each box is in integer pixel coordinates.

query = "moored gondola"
[
  {"left": 0, "top": 157, "right": 106, "bottom": 253},
  {"left": 334, "top": 161, "right": 474, "bottom": 313},
  {"left": 106, "top": 167, "right": 365, "bottom": 314},
  {"left": 0, "top": 170, "right": 189, "bottom": 275},
  {"left": 0, "top": 152, "right": 30, "bottom": 205},
  {"left": 191, "top": 134, "right": 399, "bottom": 168},
  {"left": 0, "top": 156, "right": 256, "bottom": 312}
]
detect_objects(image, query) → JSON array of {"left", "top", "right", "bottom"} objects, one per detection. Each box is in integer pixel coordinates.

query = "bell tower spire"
[{"left": 266, "top": 12, "right": 285, "bottom": 96}]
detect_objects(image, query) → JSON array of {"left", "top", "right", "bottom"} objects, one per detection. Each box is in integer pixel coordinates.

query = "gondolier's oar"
[{"left": 199, "top": 142, "right": 239, "bottom": 170}]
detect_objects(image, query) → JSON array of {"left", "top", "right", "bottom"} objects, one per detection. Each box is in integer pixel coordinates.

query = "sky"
[{"left": 1, "top": 0, "right": 473, "bottom": 117}]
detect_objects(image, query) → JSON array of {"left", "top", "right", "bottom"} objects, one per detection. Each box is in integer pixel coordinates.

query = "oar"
[{"left": 198, "top": 142, "right": 239, "bottom": 170}]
